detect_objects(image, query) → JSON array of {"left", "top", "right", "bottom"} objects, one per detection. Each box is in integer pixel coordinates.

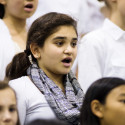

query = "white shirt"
[
  {"left": 0, "top": 19, "right": 22, "bottom": 80},
  {"left": 82, "top": 0, "right": 105, "bottom": 33},
  {"left": 27, "top": 0, "right": 104, "bottom": 36},
  {"left": 27, "top": 0, "right": 84, "bottom": 36},
  {"left": 9, "top": 76, "right": 56, "bottom": 125},
  {"left": 78, "top": 18, "right": 125, "bottom": 92}
]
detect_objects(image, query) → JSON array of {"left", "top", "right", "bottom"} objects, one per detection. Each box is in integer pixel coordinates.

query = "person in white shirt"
[
  {"left": 27, "top": 0, "right": 106, "bottom": 37},
  {"left": 0, "top": 0, "right": 38, "bottom": 80},
  {"left": 27, "top": 0, "right": 84, "bottom": 38},
  {"left": 78, "top": 0, "right": 125, "bottom": 92},
  {"left": 6, "top": 12, "right": 84, "bottom": 125}
]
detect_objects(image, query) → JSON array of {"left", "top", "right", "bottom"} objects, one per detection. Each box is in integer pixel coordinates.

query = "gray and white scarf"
[{"left": 27, "top": 63, "right": 84, "bottom": 125}]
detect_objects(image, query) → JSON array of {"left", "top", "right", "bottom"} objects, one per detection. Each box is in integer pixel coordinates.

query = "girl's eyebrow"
[
  {"left": 72, "top": 38, "right": 78, "bottom": 41},
  {"left": 10, "top": 104, "right": 17, "bottom": 107},
  {"left": 119, "top": 93, "right": 125, "bottom": 97},
  {"left": 53, "top": 37, "right": 66, "bottom": 40},
  {"left": 53, "top": 37, "right": 77, "bottom": 40}
]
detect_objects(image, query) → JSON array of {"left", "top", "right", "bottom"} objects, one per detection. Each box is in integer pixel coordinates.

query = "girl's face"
[
  {"left": 36, "top": 25, "right": 77, "bottom": 76},
  {"left": 100, "top": 85, "right": 125, "bottom": 125},
  {"left": 1, "top": 0, "right": 38, "bottom": 19},
  {"left": 0, "top": 88, "right": 18, "bottom": 125}
]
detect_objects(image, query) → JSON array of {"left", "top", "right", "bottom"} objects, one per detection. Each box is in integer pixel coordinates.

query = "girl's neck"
[
  {"left": 100, "top": 6, "right": 111, "bottom": 19},
  {"left": 44, "top": 70, "right": 65, "bottom": 93},
  {"left": 3, "top": 16, "right": 26, "bottom": 32},
  {"left": 3, "top": 16, "right": 27, "bottom": 50},
  {"left": 110, "top": 12, "right": 125, "bottom": 30}
]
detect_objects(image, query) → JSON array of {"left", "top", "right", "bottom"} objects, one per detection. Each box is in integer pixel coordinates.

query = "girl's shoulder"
[
  {"left": 0, "top": 19, "right": 12, "bottom": 42},
  {"left": 9, "top": 76, "right": 46, "bottom": 101},
  {"left": 9, "top": 76, "right": 44, "bottom": 96},
  {"left": 0, "top": 19, "right": 9, "bottom": 31},
  {"left": 9, "top": 76, "right": 33, "bottom": 92},
  {"left": 9, "top": 76, "right": 31, "bottom": 85}
]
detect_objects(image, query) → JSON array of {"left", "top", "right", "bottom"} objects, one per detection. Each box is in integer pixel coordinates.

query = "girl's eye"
[
  {"left": 9, "top": 107, "right": 17, "bottom": 112},
  {"left": 71, "top": 42, "right": 77, "bottom": 47},
  {"left": 56, "top": 41, "right": 63, "bottom": 46},
  {"left": 119, "top": 100, "right": 125, "bottom": 104}
]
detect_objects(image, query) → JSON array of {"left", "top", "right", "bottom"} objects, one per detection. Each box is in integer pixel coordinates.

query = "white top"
[
  {"left": 0, "top": 19, "right": 22, "bottom": 80},
  {"left": 78, "top": 18, "right": 125, "bottom": 92},
  {"left": 27, "top": 0, "right": 104, "bottom": 36},
  {"left": 82, "top": 0, "right": 105, "bottom": 33},
  {"left": 9, "top": 76, "right": 56, "bottom": 125}
]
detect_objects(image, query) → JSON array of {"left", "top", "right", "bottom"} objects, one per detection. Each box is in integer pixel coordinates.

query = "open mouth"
[
  {"left": 24, "top": 4, "right": 33, "bottom": 9},
  {"left": 62, "top": 58, "right": 72, "bottom": 63}
]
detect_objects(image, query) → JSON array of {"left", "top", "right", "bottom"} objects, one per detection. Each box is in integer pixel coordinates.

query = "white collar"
[{"left": 103, "top": 18, "right": 125, "bottom": 41}]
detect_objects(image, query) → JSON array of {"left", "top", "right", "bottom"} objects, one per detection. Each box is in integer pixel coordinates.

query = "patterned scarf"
[{"left": 27, "top": 63, "right": 84, "bottom": 125}]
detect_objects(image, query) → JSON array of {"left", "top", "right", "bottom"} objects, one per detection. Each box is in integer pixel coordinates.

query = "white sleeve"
[
  {"left": 0, "top": 20, "right": 15, "bottom": 80},
  {"left": 9, "top": 79, "right": 27, "bottom": 125},
  {"left": 78, "top": 33, "right": 105, "bottom": 92}
]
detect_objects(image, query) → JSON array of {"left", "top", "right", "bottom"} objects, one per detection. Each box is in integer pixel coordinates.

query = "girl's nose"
[
  {"left": 63, "top": 46, "right": 73, "bottom": 55},
  {"left": 2, "top": 110, "right": 12, "bottom": 123}
]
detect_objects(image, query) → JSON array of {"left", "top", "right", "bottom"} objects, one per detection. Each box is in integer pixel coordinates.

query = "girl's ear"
[
  {"left": 91, "top": 100, "right": 104, "bottom": 118},
  {"left": 30, "top": 43, "right": 41, "bottom": 59},
  {"left": 0, "top": 0, "right": 6, "bottom": 5}
]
